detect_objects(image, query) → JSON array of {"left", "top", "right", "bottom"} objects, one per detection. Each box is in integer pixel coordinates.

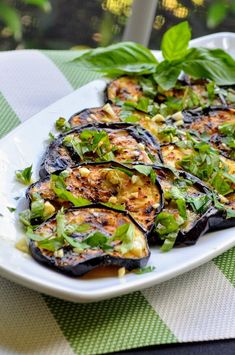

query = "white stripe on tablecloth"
[
  {"left": 142, "top": 262, "right": 235, "bottom": 341},
  {"left": 0, "top": 50, "right": 72, "bottom": 121},
  {"left": 0, "top": 276, "right": 75, "bottom": 355}
]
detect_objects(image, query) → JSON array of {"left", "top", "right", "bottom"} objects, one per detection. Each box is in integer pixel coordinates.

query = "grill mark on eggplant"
[
  {"left": 28, "top": 162, "right": 163, "bottom": 233},
  {"left": 29, "top": 206, "right": 150, "bottom": 276},
  {"left": 40, "top": 123, "right": 162, "bottom": 178}
]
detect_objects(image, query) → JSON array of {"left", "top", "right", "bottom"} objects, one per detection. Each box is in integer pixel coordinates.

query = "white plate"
[{"left": 0, "top": 33, "right": 235, "bottom": 303}]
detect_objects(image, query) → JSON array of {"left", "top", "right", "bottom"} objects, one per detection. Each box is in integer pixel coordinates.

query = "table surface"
[{"left": 1, "top": 44, "right": 235, "bottom": 354}]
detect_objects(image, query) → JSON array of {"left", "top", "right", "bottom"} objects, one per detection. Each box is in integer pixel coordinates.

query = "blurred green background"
[{"left": 0, "top": 0, "right": 234, "bottom": 51}]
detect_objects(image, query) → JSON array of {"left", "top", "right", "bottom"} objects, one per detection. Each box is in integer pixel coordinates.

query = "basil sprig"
[{"left": 73, "top": 21, "right": 235, "bottom": 90}]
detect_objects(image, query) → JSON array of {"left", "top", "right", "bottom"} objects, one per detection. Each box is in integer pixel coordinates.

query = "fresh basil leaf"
[
  {"left": 212, "top": 172, "right": 233, "bottom": 196},
  {"left": 226, "top": 208, "right": 235, "bottom": 219},
  {"left": 38, "top": 238, "right": 64, "bottom": 252},
  {"left": 101, "top": 202, "right": 125, "bottom": 211},
  {"left": 218, "top": 122, "right": 235, "bottom": 136},
  {"left": 73, "top": 42, "right": 158, "bottom": 76},
  {"left": 113, "top": 222, "right": 135, "bottom": 254},
  {"left": 48, "top": 132, "right": 55, "bottom": 142},
  {"left": 51, "top": 174, "right": 91, "bottom": 207},
  {"left": 15, "top": 165, "right": 33, "bottom": 185},
  {"left": 26, "top": 227, "right": 47, "bottom": 241},
  {"left": 115, "top": 167, "right": 133, "bottom": 177},
  {"left": 65, "top": 223, "right": 91, "bottom": 235},
  {"left": 56, "top": 208, "right": 66, "bottom": 239},
  {"left": 182, "top": 48, "right": 235, "bottom": 86},
  {"left": 30, "top": 198, "right": 44, "bottom": 219},
  {"left": 187, "top": 195, "right": 211, "bottom": 214},
  {"left": 64, "top": 235, "right": 89, "bottom": 249},
  {"left": 7, "top": 207, "right": 16, "bottom": 213},
  {"left": 155, "top": 212, "right": 181, "bottom": 236},
  {"left": 161, "top": 21, "right": 191, "bottom": 61},
  {"left": 135, "top": 266, "right": 155, "bottom": 274},
  {"left": 124, "top": 115, "right": 140, "bottom": 123},
  {"left": 133, "top": 165, "right": 152, "bottom": 176},
  {"left": 85, "top": 231, "right": 109, "bottom": 248},
  {"left": 55, "top": 117, "right": 71, "bottom": 132},
  {"left": 176, "top": 198, "right": 187, "bottom": 220},
  {"left": 153, "top": 60, "right": 181, "bottom": 90},
  {"left": 19, "top": 209, "right": 32, "bottom": 227},
  {"left": 160, "top": 232, "right": 178, "bottom": 252},
  {"left": 138, "top": 76, "right": 158, "bottom": 98}
]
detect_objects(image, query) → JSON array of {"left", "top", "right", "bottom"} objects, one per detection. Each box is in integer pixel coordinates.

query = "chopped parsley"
[
  {"left": 135, "top": 265, "right": 155, "bottom": 274},
  {"left": 55, "top": 117, "right": 71, "bottom": 132},
  {"left": 178, "top": 140, "right": 235, "bottom": 196},
  {"left": 155, "top": 211, "right": 184, "bottom": 252},
  {"left": 63, "top": 129, "right": 116, "bottom": 162},
  {"left": 50, "top": 173, "right": 91, "bottom": 207},
  {"left": 26, "top": 208, "right": 138, "bottom": 255},
  {"left": 7, "top": 207, "right": 16, "bottom": 213},
  {"left": 15, "top": 165, "right": 33, "bottom": 185}
]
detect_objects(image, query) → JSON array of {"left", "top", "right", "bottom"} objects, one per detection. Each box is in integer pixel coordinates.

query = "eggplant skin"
[
  {"left": 39, "top": 123, "right": 162, "bottom": 178},
  {"left": 29, "top": 205, "right": 150, "bottom": 277},
  {"left": 175, "top": 207, "right": 219, "bottom": 246}
]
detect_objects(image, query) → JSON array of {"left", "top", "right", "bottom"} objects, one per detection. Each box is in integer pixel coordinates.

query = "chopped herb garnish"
[
  {"left": 26, "top": 208, "right": 139, "bottom": 255},
  {"left": 63, "top": 129, "right": 116, "bottom": 162},
  {"left": 55, "top": 117, "right": 71, "bottom": 132},
  {"left": 178, "top": 140, "right": 235, "bottom": 196},
  {"left": 226, "top": 208, "right": 235, "bottom": 219},
  {"left": 48, "top": 132, "right": 55, "bottom": 142},
  {"left": 133, "top": 165, "right": 156, "bottom": 184},
  {"left": 15, "top": 165, "right": 33, "bottom": 185},
  {"left": 101, "top": 202, "right": 125, "bottom": 211},
  {"left": 155, "top": 211, "right": 184, "bottom": 252},
  {"left": 50, "top": 173, "right": 91, "bottom": 207},
  {"left": 135, "top": 266, "right": 155, "bottom": 274},
  {"left": 7, "top": 207, "right": 16, "bottom": 213}
]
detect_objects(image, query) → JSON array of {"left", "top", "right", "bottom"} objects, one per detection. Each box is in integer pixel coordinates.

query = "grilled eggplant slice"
[
  {"left": 161, "top": 142, "right": 235, "bottom": 230},
  {"left": 40, "top": 123, "right": 162, "bottom": 178},
  {"left": 151, "top": 166, "right": 216, "bottom": 247},
  {"left": 69, "top": 103, "right": 169, "bottom": 142},
  {"left": 28, "top": 162, "right": 163, "bottom": 233},
  {"left": 156, "top": 78, "right": 224, "bottom": 107},
  {"left": 106, "top": 76, "right": 143, "bottom": 104},
  {"left": 183, "top": 107, "right": 235, "bottom": 134},
  {"left": 106, "top": 76, "right": 226, "bottom": 108},
  {"left": 69, "top": 104, "right": 122, "bottom": 127},
  {"left": 183, "top": 107, "right": 235, "bottom": 160},
  {"left": 29, "top": 206, "right": 150, "bottom": 276}
]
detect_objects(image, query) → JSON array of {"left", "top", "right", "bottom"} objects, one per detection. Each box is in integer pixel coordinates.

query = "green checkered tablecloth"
[{"left": 1, "top": 50, "right": 235, "bottom": 355}]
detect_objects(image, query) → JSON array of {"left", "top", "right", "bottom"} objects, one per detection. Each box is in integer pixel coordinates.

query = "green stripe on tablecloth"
[
  {"left": 214, "top": 247, "right": 235, "bottom": 287},
  {"left": 0, "top": 93, "right": 20, "bottom": 137},
  {"left": 41, "top": 50, "right": 102, "bottom": 89},
  {"left": 44, "top": 292, "right": 178, "bottom": 355}
]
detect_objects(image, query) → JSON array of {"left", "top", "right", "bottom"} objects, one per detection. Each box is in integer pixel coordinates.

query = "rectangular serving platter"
[{"left": 0, "top": 32, "right": 235, "bottom": 303}]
